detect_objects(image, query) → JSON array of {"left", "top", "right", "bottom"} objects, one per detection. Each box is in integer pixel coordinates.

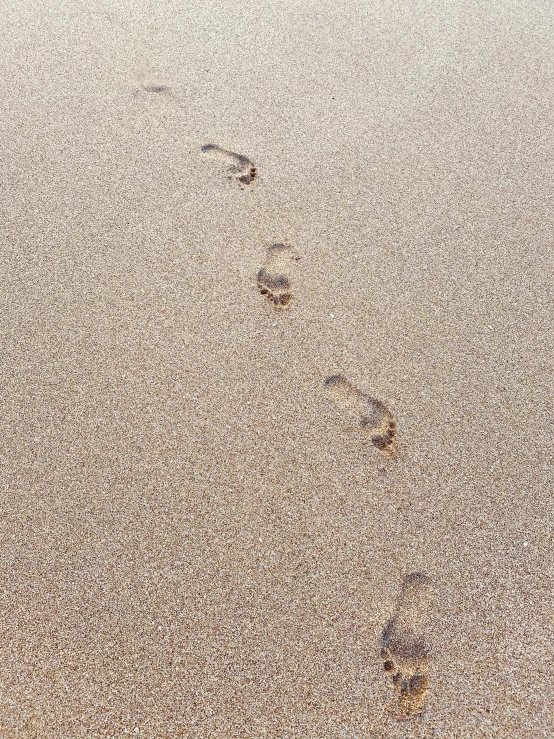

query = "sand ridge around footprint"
[
  {"left": 201, "top": 144, "right": 257, "bottom": 188},
  {"left": 257, "top": 243, "right": 299, "bottom": 311},
  {"left": 381, "top": 573, "right": 434, "bottom": 718},
  {"left": 323, "top": 375, "right": 398, "bottom": 457}
]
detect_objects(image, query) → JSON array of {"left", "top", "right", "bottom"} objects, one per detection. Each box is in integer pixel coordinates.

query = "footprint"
[
  {"left": 141, "top": 81, "right": 170, "bottom": 94},
  {"left": 381, "top": 573, "right": 434, "bottom": 717},
  {"left": 257, "top": 244, "right": 298, "bottom": 311},
  {"left": 201, "top": 144, "right": 257, "bottom": 188},
  {"left": 133, "top": 81, "right": 175, "bottom": 101},
  {"left": 323, "top": 375, "right": 398, "bottom": 456},
  {"left": 131, "top": 69, "right": 179, "bottom": 101}
]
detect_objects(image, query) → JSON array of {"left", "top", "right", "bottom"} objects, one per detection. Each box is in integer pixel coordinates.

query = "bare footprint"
[
  {"left": 323, "top": 375, "right": 398, "bottom": 457},
  {"left": 140, "top": 80, "right": 171, "bottom": 95},
  {"left": 133, "top": 76, "right": 176, "bottom": 101},
  {"left": 381, "top": 573, "right": 434, "bottom": 717},
  {"left": 201, "top": 144, "right": 257, "bottom": 188},
  {"left": 257, "top": 244, "right": 298, "bottom": 311}
]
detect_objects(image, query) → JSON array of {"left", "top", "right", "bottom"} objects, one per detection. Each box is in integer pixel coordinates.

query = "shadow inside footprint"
[
  {"left": 257, "top": 244, "right": 297, "bottom": 311},
  {"left": 201, "top": 144, "right": 257, "bottom": 188},
  {"left": 324, "top": 375, "right": 398, "bottom": 457},
  {"left": 142, "top": 83, "right": 170, "bottom": 93},
  {"left": 381, "top": 573, "right": 434, "bottom": 717}
]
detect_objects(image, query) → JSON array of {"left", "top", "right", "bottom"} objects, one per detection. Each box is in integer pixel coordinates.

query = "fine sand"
[{"left": 1, "top": 1, "right": 553, "bottom": 737}]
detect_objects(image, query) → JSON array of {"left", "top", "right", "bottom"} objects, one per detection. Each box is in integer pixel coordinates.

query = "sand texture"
[{"left": 1, "top": 0, "right": 553, "bottom": 737}]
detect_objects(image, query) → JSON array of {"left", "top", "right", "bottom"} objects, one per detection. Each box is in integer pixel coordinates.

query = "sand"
[{"left": 1, "top": 0, "right": 553, "bottom": 736}]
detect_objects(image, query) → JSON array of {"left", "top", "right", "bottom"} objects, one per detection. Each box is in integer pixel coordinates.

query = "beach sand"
[{"left": 1, "top": 0, "right": 553, "bottom": 736}]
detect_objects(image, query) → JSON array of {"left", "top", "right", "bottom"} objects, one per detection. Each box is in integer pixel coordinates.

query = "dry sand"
[{"left": 1, "top": 0, "right": 553, "bottom": 737}]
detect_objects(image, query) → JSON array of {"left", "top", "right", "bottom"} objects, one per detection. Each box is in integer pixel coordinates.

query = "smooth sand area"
[{"left": 1, "top": 0, "right": 553, "bottom": 736}]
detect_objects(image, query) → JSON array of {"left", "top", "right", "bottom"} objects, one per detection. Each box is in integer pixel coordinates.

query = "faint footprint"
[
  {"left": 140, "top": 81, "right": 171, "bottom": 94},
  {"left": 257, "top": 243, "right": 298, "bottom": 311},
  {"left": 381, "top": 573, "right": 434, "bottom": 717},
  {"left": 131, "top": 69, "right": 178, "bottom": 97},
  {"left": 323, "top": 375, "right": 398, "bottom": 457},
  {"left": 201, "top": 144, "right": 257, "bottom": 188}
]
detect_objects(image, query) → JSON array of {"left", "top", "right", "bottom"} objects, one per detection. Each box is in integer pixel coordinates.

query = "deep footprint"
[
  {"left": 257, "top": 244, "right": 298, "bottom": 311},
  {"left": 201, "top": 144, "right": 257, "bottom": 188},
  {"left": 381, "top": 573, "right": 434, "bottom": 717},
  {"left": 323, "top": 375, "right": 398, "bottom": 456}
]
